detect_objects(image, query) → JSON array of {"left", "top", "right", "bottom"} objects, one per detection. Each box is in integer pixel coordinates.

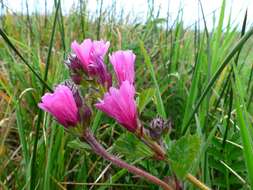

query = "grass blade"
[
  {"left": 182, "top": 27, "right": 253, "bottom": 134},
  {"left": 0, "top": 29, "right": 52, "bottom": 92},
  {"left": 29, "top": 1, "right": 60, "bottom": 189},
  {"left": 233, "top": 64, "right": 253, "bottom": 187},
  {"left": 139, "top": 40, "right": 167, "bottom": 119}
]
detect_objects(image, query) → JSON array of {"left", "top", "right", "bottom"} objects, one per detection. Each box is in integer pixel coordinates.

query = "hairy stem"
[{"left": 82, "top": 129, "right": 174, "bottom": 190}]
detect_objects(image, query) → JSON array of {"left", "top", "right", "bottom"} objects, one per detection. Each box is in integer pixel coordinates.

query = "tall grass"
[{"left": 0, "top": 0, "right": 253, "bottom": 189}]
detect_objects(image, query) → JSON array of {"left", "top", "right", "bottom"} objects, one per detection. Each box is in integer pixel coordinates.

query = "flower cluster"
[
  {"left": 39, "top": 38, "right": 138, "bottom": 133},
  {"left": 37, "top": 38, "right": 207, "bottom": 190},
  {"left": 67, "top": 39, "right": 111, "bottom": 88}
]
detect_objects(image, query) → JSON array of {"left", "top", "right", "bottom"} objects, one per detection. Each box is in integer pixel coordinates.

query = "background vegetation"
[{"left": 0, "top": 0, "right": 253, "bottom": 189}]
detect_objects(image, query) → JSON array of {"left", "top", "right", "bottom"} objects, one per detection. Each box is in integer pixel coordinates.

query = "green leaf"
[
  {"left": 113, "top": 133, "right": 153, "bottom": 160},
  {"left": 137, "top": 87, "right": 156, "bottom": 114},
  {"left": 167, "top": 134, "right": 200, "bottom": 179},
  {"left": 67, "top": 139, "right": 91, "bottom": 150},
  {"left": 233, "top": 64, "right": 253, "bottom": 186}
]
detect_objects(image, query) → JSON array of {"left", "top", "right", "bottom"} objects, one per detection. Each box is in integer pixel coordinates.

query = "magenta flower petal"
[
  {"left": 95, "top": 81, "right": 138, "bottom": 132},
  {"left": 71, "top": 39, "right": 93, "bottom": 71},
  {"left": 110, "top": 50, "right": 136, "bottom": 85},
  {"left": 92, "top": 40, "right": 110, "bottom": 57},
  {"left": 38, "top": 85, "right": 79, "bottom": 127}
]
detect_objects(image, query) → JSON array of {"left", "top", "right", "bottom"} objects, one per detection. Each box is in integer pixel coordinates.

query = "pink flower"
[
  {"left": 92, "top": 40, "right": 110, "bottom": 57},
  {"left": 71, "top": 39, "right": 93, "bottom": 72},
  {"left": 38, "top": 85, "right": 79, "bottom": 127},
  {"left": 71, "top": 39, "right": 111, "bottom": 88},
  {"left": 110, "top": 50, "right": 136, "bottom": 85},
  {"left": 95, "top": 81, "right": 138, "bottom": 132},
  {"left": 71, "top": 39, "right": 110, "bottom": 72}
]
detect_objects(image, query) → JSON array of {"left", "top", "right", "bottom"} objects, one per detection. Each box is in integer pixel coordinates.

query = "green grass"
[{"left": 1, "top": 0, "right": 253, "bottom": 189}]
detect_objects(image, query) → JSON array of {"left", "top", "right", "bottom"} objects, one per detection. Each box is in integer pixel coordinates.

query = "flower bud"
[
  {"left": 64, "top": 54, "right": 83, "bottom": 84},
  {"left": 149, "top": 117, "right": 172, "bottom": 140}
]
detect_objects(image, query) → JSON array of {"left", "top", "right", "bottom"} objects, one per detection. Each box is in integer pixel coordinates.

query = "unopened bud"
[
  {"left": 64, "top": 54, "right": 83, "bottom": 84},
  {"left": 149, "top": 117, "right": 172, "bottom": 140},
  {"left": 65, "top": 53, "right": 82, "bottom": 70}
]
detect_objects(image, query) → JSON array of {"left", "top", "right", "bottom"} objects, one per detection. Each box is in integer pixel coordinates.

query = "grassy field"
[{"left": 1, "top": 0, "right": 253, "bottom": 189}]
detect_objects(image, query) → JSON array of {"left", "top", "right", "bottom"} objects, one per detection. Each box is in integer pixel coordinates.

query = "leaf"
[
  {"left": 167, "top": 134, "right": 200, "bottom": 179},
  {"left": 233, "top": 64, "right": 253, "bottom": 186},
  {"left": 113, "top": 133, "right": 153, "bottom": 160},
  {"left": 137, "top": 87, "right": 156, "bottom": 113},
  {"left": 67, "top": 139, "right": 91, "bottom": 150}
]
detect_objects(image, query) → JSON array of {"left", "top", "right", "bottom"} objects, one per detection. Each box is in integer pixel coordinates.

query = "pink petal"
[
  {"left": 38, "top": 85, "right": 79, "bottom": 127},
  {"left": 110, "top": 50, "right": 136, "bottom": 85},
  {"left": 71, "top": 39, "right": 93, "bottom": 71},
  {"left": 95, "top": 81, "right": 138, "bottom": 132},
  {"left": 93, "top": 40, "right": 110, "bottom": 57}
]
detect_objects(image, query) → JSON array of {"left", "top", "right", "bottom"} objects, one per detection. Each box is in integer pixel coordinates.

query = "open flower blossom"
[
  {"left": 71, "top": 39, "right": 93, "bottom": 72},
  {"left": 91, "top": 40, "right": 110, "bottom": 57},
  {"left": 95, "top": 81, "right": 138, "bottom": 132},
  {"left": 38, "top": 85, "right": 79, "bottom": 127},
  {"left": 110, "top": 50, "right": 136, "bottom": 85},
  {"left": 71, "top": 39, "right": 111, "bottom": 88}
]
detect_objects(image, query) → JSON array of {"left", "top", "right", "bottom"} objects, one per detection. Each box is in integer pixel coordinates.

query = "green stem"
[
  {"left": 186, "top": 173, "right": 211, "bottom": 190},
  {"left": 138, "top": 128, "right": 166, "bottom": 159}
]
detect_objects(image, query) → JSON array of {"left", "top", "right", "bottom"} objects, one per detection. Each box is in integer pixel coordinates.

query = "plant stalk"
[
  {"left": 136, "top": 127, "right": 166, "bottom": 159},
  {"left": 137, "top": 128, "right": 211, "bottom": 190},
  {"left": 186, "top": 173, "right": 211, "bottom": 190},
  {"left": 82, "top": 129, "right": 173, "bottom": 190}
]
